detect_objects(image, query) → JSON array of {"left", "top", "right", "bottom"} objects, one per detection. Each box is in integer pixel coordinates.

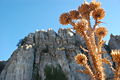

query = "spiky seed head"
[
  {"left": 92, "top": 8, "right": 105, "bottom": 20},
  {"left": 111, "top": 50, "right": 120, "bottom": 63},
  {"left": 59, "top": 13, "right": 71, "bottom": 25},
  {"left": 69, "top": 10, "right": 79, "bottom": 20},
  {"left": 74, "top": 19, "right": 88, "bottom": 31},
  {"left": 78, "top": 2, "right": 90, "bottom": 15},
  {"left": 90, "top": 1, "right": 101, "bottom": 11},
  {"left": 74, "top": 19, "right": 88, "bottom": 36},
  {"left": 74, "top": 53, "right": 88, "bottom": 65},
  {"left": 95, "top": 27, "right": 108, "bottom": 38}
]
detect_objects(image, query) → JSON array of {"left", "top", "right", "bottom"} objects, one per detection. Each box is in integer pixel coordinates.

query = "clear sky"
[{"left": 0, "top": 0, "right": 120, "bottom": 60}]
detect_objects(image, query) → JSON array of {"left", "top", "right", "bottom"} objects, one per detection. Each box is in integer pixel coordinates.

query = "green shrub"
[{"left": 44, "top": 65, "right": 67, "bottom": 80}]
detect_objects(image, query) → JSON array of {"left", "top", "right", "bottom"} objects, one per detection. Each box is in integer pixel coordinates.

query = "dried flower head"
[
  {"left": 74, "top": 19, "right": 88, "bottom": 31},
  {"left": 95, "top": 27, "right": 108, "bottom": 37},
  {"left": 69, "top": 10, "right": 79, "bottom": 19},
  {"left": 92, "top": 8, "right": 105, "bottom": 20},
  {"left": 111, "top": 50, "right": 120, "bottom": 63},
  {"left": 74, "top": 19, "right": 88, "bottom": 36},
  {"left": 59, "top": 13, "right": 71, "bottom": 25},
  {"left": 90, "top": 1, "right": 101, "bottom": 11},
  {"left": 78, "top": 2, "right": 90, "bottom": 14},
  {"left": 75, "top": 53, "right": 88, "bottom": 65}
]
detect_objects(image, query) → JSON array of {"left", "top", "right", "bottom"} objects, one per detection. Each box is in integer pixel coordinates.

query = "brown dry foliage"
[{"left": 59, "top": 0, "right": 119, "bottom": 80}]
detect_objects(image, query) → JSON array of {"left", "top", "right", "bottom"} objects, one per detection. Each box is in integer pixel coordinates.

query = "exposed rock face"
[
  {"left": 0, "top": 44, "right": 34, "bottom": 80},
  {"left": 0, "top": 61, "right": 7, "bottom": 73},
  {"left": 108, "top": 34, "right": 120, "bottom": 49},
  {"left": 0, "top": 29, "right": 119, "bottom": 80}
]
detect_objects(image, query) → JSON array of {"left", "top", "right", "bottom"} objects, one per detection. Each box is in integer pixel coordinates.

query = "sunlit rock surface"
[{"left": 108, "top": 34, "right": 120, "bottom": 49}]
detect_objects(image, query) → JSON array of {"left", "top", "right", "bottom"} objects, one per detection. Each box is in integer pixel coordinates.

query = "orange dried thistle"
[
  {"left": 69, "top": 10, "right": 79, "bottom": 20},
  {"left": 95, "top": 27, "right": 108, "bottom": 38},
  {"left": 90, "top": 1, "right": 101, "bottom": 11},
  {"left": 75, "top": 53, "right": 88, "bottom": 65},
  {"left": 74, "top": 19, "right": 88, "bottom": 31},
  {"left": 111, "top": 50, "right": 120, "bottom": 63},
  {"left": 92, "top": 8, "right": 105, "bottom": 20},
  {"left": 74, "top": 19, "right": 88, "bottom": 36},
  {"left": 78, "top": 2, "right": 90, "bottom": 15},
  {"left": 59, "top": 13, "right": 71, "bottom": 25}
]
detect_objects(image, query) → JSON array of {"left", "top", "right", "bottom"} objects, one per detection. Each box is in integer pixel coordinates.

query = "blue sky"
[{"left": 0, "top": 0, "right": 120, "bottom": 60}]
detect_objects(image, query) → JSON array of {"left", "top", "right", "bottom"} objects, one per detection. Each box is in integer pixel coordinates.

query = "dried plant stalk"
[
  {"left": 113, "top": 64, "right": 120, "bottom": 80},
  {"left": 59, "top": 0, "right": 119, "bottom": 80},
  {"left": 111, "top": 50, "right": 120, "bottom": 80},
  {"left": 83, "top": 31, "right": 105, "bottom": 80}
]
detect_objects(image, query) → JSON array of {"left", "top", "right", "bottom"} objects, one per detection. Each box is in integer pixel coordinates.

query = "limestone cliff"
[
  {"left": 0, "top": 29, "right": 119, "bottom": 80},
  {"left": 108, "top": 34, "right": 120, "bottom": 49},
  {"left": 0, "top": 61, "right": 6, "bottom": 73}
]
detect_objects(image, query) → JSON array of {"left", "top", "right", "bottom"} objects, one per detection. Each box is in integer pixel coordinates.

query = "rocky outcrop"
[
  {"left": 108, "top": 34, "right": 120, "bottom": 49},
  {"left": 0, "top": 29, "right": 119, "bottom": 80},
  {"left": 0, "top": 61, "right": 7, "bottom": 73}
]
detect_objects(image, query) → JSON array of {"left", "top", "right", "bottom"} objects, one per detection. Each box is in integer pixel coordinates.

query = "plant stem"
[
  {"left": 83, "top": 30, "right": 105, "bottom": 80},
  {"left": 114, "top": 64, "right": 120, "bottom": 80}
]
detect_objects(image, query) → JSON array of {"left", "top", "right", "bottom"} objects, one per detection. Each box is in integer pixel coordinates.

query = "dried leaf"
[
  {"left": 99, "top": 51, "right": 107, "bottom": 54},
  {"left": 80, "top": 45, "right": 89, "bottom": 52},
  {"left": 76, "top": 70, "right": 89, "bottom": 74},
  {"left": 102, "top": 58, "right": 111, "bottom": 65}
]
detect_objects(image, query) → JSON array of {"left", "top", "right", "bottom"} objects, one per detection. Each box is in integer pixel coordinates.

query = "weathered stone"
[
  {"left": 0, "top": 61, "right": 7, "bottom": 74},
  {"left": 108, "top": 34, "right": 120, "bottom": 49},
  {"left": 0, "top": 29, "right": 119, "bottom": 80}
]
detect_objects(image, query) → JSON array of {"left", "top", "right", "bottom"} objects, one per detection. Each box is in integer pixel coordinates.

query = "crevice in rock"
[{"left": 0, "top": 61, "right": 7, "bottom": 74}]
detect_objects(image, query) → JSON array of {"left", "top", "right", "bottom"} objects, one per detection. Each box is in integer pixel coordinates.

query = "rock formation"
[
  {"left": 0, "top": 61, "right": 6, "bottom": 73},
  {"left": 108, "top": 34, "right": 120, "bottom": 49},
  {"left": 0, "top": 29, "right": 119, "bottom": 80}
]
